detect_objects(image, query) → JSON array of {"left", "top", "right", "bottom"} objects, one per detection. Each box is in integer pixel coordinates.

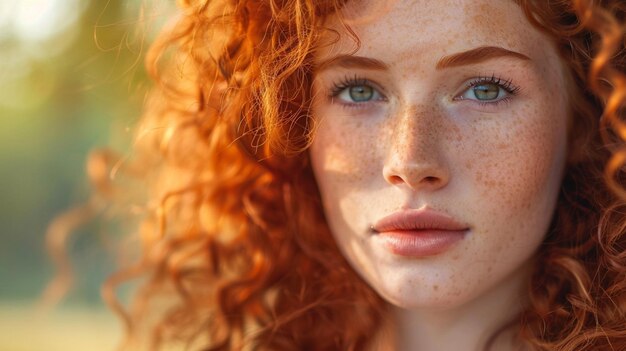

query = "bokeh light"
[{"left": 0, "top": 0, "right": 174, "bottom": 350}]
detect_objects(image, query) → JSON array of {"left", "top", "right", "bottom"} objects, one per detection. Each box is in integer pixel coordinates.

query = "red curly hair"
[{"left": 46, "top": 0, "right": 626, "bottom": 350}]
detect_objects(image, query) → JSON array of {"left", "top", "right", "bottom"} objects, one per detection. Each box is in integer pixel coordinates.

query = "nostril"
[
  {"left": 383, "top": 162, "right": 450, "bottom": 190},
  {"left": 423, "top": 176, "right": 439, "bottom": 183},
  {"left": 389, "top": 175, "right": 404, "bottom": 185},
  {"left": 386, "top": 174, "right": 442, "bottom": 186}
]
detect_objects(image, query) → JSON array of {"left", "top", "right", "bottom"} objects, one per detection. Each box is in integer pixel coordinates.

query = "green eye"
[
  {"left": 335, "top": 83, "right": 382, "bottom": 104},
  {"left": 458, "top": 76, "right": 519, "bottom": 104},
  {"left": 349, "top": 85, "right": 375, "bottom": 102},
  {"left": 472, "top": 83, "right": 500, "bottom": 100}
]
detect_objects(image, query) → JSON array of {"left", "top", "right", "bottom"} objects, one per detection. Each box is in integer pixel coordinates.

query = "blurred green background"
[{"left": 0, "top": 1, "right": 172, "bottom": 349}]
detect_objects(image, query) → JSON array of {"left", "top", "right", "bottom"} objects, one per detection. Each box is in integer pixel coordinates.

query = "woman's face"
[{"left": 309, "top": 0, "right": 569, "bottom": 309}]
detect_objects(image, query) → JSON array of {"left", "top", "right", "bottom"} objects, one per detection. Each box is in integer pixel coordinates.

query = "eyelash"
[
  {"left": 328, "top": 74, "right": 521, "bottom": 109},
  {"left": 459, "top": 74, "right": 521, "bottom": 107},
  {"left": 329, "top": 74, "right": 386, "bottom": 109}
]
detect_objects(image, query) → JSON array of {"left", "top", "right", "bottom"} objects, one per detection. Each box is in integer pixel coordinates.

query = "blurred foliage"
[{"left": 0, "top": 0, "right": 173, "bottom": 303}]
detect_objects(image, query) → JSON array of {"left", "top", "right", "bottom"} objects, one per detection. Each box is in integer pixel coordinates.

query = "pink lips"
[{"left": 371, "top": 208, "right": 470, "bottom": 257}]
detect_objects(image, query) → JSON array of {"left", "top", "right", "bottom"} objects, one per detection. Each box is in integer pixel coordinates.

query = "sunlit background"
[{"left": 0, "top": 1, "right": 173, "bottom": 349}]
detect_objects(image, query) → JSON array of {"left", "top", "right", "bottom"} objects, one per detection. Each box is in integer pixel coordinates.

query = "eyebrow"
[
  {"left": 314, "top": 46, "right": 531, "bottom": 72},
  {"left": 315, "top": 55, "right": 390, "bottom": 72},
  {"left": 435, "top": 46, "right": 531, "bottom": 69}
]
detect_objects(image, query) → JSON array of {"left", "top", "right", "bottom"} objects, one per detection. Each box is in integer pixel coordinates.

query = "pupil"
[
  {"left": 473, "top": 84, "right": 499, "bottom": 100},
  {"left": 349, "top": 85, "right": 373, "bottom": 102}
]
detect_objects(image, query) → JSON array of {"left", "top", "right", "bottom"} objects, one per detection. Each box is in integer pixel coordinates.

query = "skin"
[{"left": 308, "top": 0, "right": 569, "bottom": 350}]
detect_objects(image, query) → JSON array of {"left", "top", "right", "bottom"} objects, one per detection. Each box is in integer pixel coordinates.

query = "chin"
[
  {"left": 379, "top": 287, "right": 474, "bottom": 310},
  {"left": 363, "top": 269, "right": 478, "bottom": 310}
]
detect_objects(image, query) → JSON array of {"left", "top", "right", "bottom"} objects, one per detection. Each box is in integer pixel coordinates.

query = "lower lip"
[{"left": 375, "top": 230, "right": 468, "bottom": 257}]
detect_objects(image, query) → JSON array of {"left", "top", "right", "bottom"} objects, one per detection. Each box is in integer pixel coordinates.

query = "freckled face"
[{"left": 308, "top": 0, "right": 568, "bottom": 308}]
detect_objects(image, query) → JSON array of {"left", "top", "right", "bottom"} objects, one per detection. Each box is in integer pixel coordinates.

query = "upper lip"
[{"left": 372, "top": 208, "right": 470, "bottom": 232}]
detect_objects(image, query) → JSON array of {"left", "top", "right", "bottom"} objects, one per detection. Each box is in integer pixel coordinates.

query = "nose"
[{"left": 382, "top": 104, "right": 451, "bottom": 192}]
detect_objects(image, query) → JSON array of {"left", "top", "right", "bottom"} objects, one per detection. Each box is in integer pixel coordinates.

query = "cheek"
[
  {"left": 309, "top": 113, "right": 381, "bottom": 195},
  {"left": 464, "top": 99, "right": 567, "bottom": 234},
  {"left": 474, "top": 130, "right": 546, "bottom": 208}
]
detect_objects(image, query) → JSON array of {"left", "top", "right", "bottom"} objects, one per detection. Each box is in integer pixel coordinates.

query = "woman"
[{"left": 77, "top": 0, "right": 626, "bottom": 349}]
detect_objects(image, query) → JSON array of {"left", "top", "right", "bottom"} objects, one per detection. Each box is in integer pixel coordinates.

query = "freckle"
[{"left": 433, "top": 285, "right": 439, "bottom": 291}]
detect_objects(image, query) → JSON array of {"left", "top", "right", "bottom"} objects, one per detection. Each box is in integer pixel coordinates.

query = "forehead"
[{"left": 317, "top": 0, "right": 556, "bottom": 68}]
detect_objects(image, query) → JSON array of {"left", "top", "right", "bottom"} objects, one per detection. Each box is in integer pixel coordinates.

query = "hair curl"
[{"left": 48, "top": 0, "right": 626, "bottom": 350}]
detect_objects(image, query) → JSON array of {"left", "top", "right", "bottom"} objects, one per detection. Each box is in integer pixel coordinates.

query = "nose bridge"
[
  {"left": 384, "top": 102, "right": 449, "bottom": 190},
  {"left": 391, "top": 103, "right": 439, "bottom": 158}
]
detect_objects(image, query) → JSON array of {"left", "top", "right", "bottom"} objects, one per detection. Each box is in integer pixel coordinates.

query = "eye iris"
[
  {"left": 473, "top": 83, "right": 499, "bottom": 100},
  {"left": 349, "top": 85, "right": 374, "bottom": 102}
]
